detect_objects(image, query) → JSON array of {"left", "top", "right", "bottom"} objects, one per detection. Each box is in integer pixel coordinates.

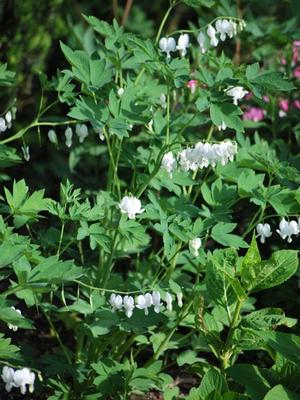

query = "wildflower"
[
  {"left": 65, "top": 127, "right": 73, "bottom": 147},
  {"left": 1, "top": 366, "right": 15, "bottom": 392},
  {"left": 119, "top": 195, "right": 145, "bottom": 219},
  {"left": 197, "top": 32, "right": 207, "bottom": 53},
  {"left": 0, "top": 117, "right": 7, "bottom": 132},
  {"left": 189, "top": 238, "right": 202, "bottom": 256},
  {"left": 187, "top": 79, "right": 197, "bottom": 94},
  {"left": 217, "top": 121, "right": 227, "bottom": 131},
  {"left": 161, "top": 152, "right": 177, "bottom": 178},
  {"left": 176, "top": 292, "right": 183, "bottom": 308},
  {"left": 109, "top": 294, "right": 123, "bottom": 312},
  {"left": 294, "top": 100, "right": 300, "bottom": 110},
  {"left": 279, "top": 99, "right": 289, "bottom": 112},
  {"left": 5, "top": 111, "right": 12, "bottom": 128},
  {"left": 123, "top": 295, "right": 135, "bottom": 318},
  {"left": 94, "top": 127, "right": 105, "bottom": 140},
  {"left": 165, "top": 292, "right": 173, "bottom": 311},
  {"left": 117, "top": 87, "right": 124, "bottom": 97},
  {"left": 8, "top": 307, "right": 22, "bottom": 331},
  {"left": 152, "top": 291, "right": 162, "bottom": 313},
  {"left": 215, "top": 19, "right": 232, "bottom": 41},
  {"left": 176, "top": 34, "right": 190, "bottom": 57},
  {"left": 159, "top": 37, "right": 176, "bottom": 58},
  {"left": 136, "top": 293, "right": 153, "bottom": 315},
  {"left": 276, "top": 218, "right": 299, "bottom": 243},
  {"left": 75, "top": 124, "right": 88, "bottom": 143},
  {"left": 147, "top": 119, "right": 154, "bottom": 132},
  {"left": 294, "top": 66, "right": 300, "bottom": 79},
  {"left": 207, "top": 25, "right": 218, "bottom": 47},
  {"left": 21, "top": 145, "right": 30, "bottom": 162},
  {"left": 256, "top": 223, "right": 272, "bottom": 244},
  {"left": 225, "top": 86, "right": 248, "bottom": 105},
  {"left": 48, "top": 129, "right": 58, "bottom": 144},
  {"left": 243, "top": 107, "right": 265, "bottom": 122},
  {"left": 13, "top": 368, "right": 35, "bottom": 395}
]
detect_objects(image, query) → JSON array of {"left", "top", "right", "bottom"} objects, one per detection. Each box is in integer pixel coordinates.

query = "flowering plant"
[{"left": 0, "top": 1, "right": 300, "bottom": 399}]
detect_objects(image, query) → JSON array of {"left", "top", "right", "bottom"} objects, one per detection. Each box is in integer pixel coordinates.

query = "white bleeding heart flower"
[
  {"left": 75, "top": 124, "right": 88, "bottom": 143},
  {"left": 21, "top": 145, "right": 30, "bottom": 162},
  {"left": 48, "top": 129, "right": 58, "bottom": 144},
  {"left": 13, "top": 367, "right": 35, "bottom": 395},
  {"left": 225, "top": 86, "right": 248, "bottom": 105},
  {"left": 176, "top": 292, "right": 183, "bottom": 308},
  {"left": 119, "top": 195, "right": 145, "bottom": 220},
  {"left": 8, "top": 306, "right": 22, "bottom": 332},
  {"left": 1, "top": 366, "right": 15, "bottom": 392},
  {"left": 136, "top": 293, "right": 153, "bottom": 315},
  {"left": 197, "top": 32, "right": 207, "bottom": 53},
  {"left": 276, "top": 218, "right": 299, "bottom": 243},
  {"left": 176, "top": 34, "right": 190, "bottom": 57},
  {"left": 159, "top": 37, "right": 176, "bottom": 58},
  {"left": 161, "top": 152, "right": 177, "bottom": 178},
  {"left": 165, "top": 292, "right": 173, "bottom": 311},
  {"left": 0, "top": 117, "right": 7, "bottom": 132},
  {"left": 189, "top": 238, "right": 202, "bottom": 256},
  {"left": 109, "top": 294, "right": 123, "bottom": 312},
  {"left": 123, "top": 295, "right": 135, "bottom": 318},
  {"left": 65, "top": 127, "right": 73, "bottom": 147},
  {"left": 256, "top": 223, "right": 272, "bottom": 244},
  {"left": 152, "top": 291, "right": 162, "bottom": 313},
  {"left": 207, "top": 24, "right": 218, "bottom": 47}
]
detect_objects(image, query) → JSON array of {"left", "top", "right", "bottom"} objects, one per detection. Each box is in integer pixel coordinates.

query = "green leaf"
[
  {"left": 0, "top": 333, "right": 20, "bottom": 360},
  {"left": 241, "top": 308, "right": 297, "bottom": 330},
  {"left": 228, "top": 364, "right": 273, "bottom": 399},
  {"left": 241, "top": 234, "right": 261, "bottom": 288},
  {"left": 263, "top": 385, "right": 300, "bottom": 400},
  {"left": 211, "top": 223, "right": 248, "bottom": 249},
  {"left": 255, "top": 331, "right": 300, "bottom": 365},
  {"left": 198, "top": 368, "right": 228, "bottom": 398},
  {"left": 183, "top": 0, "right": 215, "bottom": 7},
  {"left": 29, "top": 256, "right": 83, "bottom": 284},
  {"left": 248, "top": 250, "right": 298, "bottom": 293},
  {"left": 210, "top": 103, "right": 244, "bottom": 133}
]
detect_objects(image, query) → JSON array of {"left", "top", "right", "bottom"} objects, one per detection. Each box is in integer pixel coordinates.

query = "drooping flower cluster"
[
  {"left": 0, "top": 108, "right": 17, "bottom": 133},
  {"left": 198, "top": 19, "right": 246, "bottom": 52},
  {"left": 256, "top": 218, "right": 300, "bottom": 244},
  {"left": 119, "top": 195, "right": 145, "bottom": 219},
  {"left": 48, "top": 124, "right": 91, "bottom": 147},
  {"left": 159, "top": 19, "right": 245, "bottom": 58},
  {"left": 161, "top": 140, "right": 237, "bottom": 177},
  {"left": 1, "top": 366, "right": 35, "bottom": 395},
  {"left": 109, "top": 291, "right": 182, "bottom": 318}
]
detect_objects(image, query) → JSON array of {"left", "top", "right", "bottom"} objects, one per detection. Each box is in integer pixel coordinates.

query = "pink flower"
[
  {"left": 187, "top": 80, "right": 197, "bottom": 94},
  {"left": 279, "top": 99, "right": 289, "bottom": 112},
  {"left": 263, "top": 95, "right": 269, "bottom": 103},
  {"left": 293, "top": 100, "right": 300, "bottom": 110},
  {"left": 243, "top": 107, "right": 265, "bottom": 122},
  {"left": 280, "top": 57, "right": 287, "bottom": 65},
  {"left": 294, "top": 66, "right": 300, "bottom": 78},
  {"left": 293, "top": 40, "right": 300, "bottom": 47}
]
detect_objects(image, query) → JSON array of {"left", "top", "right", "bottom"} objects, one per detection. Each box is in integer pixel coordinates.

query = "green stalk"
[{"left": 221, "top": 298, "right": 243, "bottom": 369}]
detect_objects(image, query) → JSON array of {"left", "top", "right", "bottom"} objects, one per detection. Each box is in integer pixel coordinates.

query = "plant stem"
[{"left": 221, "top": 298, "right": 243, "bottom": 369}]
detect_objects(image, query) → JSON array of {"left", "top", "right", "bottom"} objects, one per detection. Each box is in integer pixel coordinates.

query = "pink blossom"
[
  {"left": 294, "top": 66, "right": 300, "bottom": 78},
  {"left": 293, "top": 100, "right": 300, "bottom": 110},
  {"left": 187, "top": 79, "right": 198, "bottom": 94},
  {"left": 243, "top": 107, "right": 265, "bottom": 122},
  {"left": 279, "top": 99, "right": 289, "bottom": 112},
  {"left": 263, "top": 95, "right": 269, "bottom": 103},
  {"left": 280, "top": 57, "right": 287, "bottom": 65},
  {"left": 293, "top": 40, "right": 300, "bottom": 47}
]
